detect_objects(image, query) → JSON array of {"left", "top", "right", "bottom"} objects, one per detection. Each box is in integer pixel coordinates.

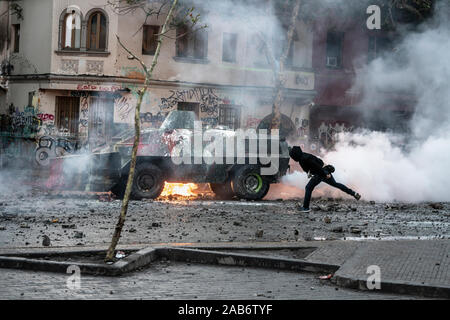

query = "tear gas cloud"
[{"left": 282, "top": 1, "right": 450, "bottom": 203}]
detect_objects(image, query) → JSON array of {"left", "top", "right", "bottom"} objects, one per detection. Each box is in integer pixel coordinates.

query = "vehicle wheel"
[
  {"left": 231, "top": 165, "right": 270, "bottom": 200},
  {"left": 130, "top": 163, "right": 165, "bottom": 200},
  {"left": 209, "top": 181, "right": 235, "bottom": 200}
]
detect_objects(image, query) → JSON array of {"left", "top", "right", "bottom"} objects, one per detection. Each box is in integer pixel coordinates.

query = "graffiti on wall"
[
  {"left": 76, "top": 84, "right": 122, "bottom": 92},
  {"left": 295, "top": 118, "right": 309, "bottom": 138},
  {"left": 318, "top": 121, "right": 354, "bottom": 148},
  {"left": 160, "top": 88, "right": 224, "bottom": 116},
  {"left": 8, "top": 105, "right": 41, "bottom": 137},
  {"left": 114, "top": 96, "right": 135, "bottom": 123},
  {"left": 140, "top": 112, "right": 165, "bottom": 127},
  {"left": 35, "top": 135, "right": 81, "bottom": 166}
]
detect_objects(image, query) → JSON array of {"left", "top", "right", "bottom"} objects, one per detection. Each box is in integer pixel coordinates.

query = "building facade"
[
  {"left": 0, "top": 0, "right": 316, "bottom": 165},
  {"left": 310, "top": 8, "right": 414, "bottom": 150}
]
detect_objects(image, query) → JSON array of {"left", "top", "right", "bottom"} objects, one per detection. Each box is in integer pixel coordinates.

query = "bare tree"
[
  {"left": 105, "top": 0, "right": 204, "bottom": 262},
  {"left": 255, "top": 0, "right": 302, "bottom": 131},
  {"left": 270, "top": 0, "right": 302, "bottom": 130}
]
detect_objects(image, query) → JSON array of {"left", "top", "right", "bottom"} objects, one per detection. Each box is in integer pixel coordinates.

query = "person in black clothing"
[{"left": 289, "top": 146, "right": 361, "bottom": 212}]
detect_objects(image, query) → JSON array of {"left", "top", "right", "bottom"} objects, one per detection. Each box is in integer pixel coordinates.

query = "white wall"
[{"left": 10, "top": 0, "right": 53, "bottom": 75}]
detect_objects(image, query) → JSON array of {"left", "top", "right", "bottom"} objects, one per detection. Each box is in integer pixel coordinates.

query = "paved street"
[
  {"left": 0, "top": 184, "right": 449, "bottom": 299},
  {"left": 0, "top": 260, "right": 424, "bottom": 300},
  {"left": 0, "top": 186, "right": 449, "bottom": 249}
]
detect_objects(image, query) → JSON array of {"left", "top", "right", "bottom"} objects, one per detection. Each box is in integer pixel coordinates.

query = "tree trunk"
[
  {"left": 271, "top": 0, "right": 302, "bottom": 130},
  {"left": 105, "top": 0, "right": 179, "bottom": 262}
]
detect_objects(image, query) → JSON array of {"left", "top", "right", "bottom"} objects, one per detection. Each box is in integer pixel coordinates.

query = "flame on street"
[{"left": 160, "top": 182, "right": 199, "bottom": 197}]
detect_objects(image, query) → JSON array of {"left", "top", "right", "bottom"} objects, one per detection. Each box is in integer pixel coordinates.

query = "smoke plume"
[{"left": 282, "top": 1, "right": 450, "bottom": 203}]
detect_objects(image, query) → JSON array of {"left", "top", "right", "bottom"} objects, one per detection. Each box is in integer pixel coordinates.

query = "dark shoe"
[
  {"left": 354, "top": 193, "right": 361, "bottom": 201},
  {"left": 297, "top": 207, "right": 311, "bottom": 213}
]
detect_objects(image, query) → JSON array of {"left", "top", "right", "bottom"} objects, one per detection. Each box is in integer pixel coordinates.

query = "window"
[
  {"left": 87, "top": 11, "right": 107, "bottom": 51},
  {"left": 326, "top": 32, "right": 344, "bottom": 68},
  {"left": 55, "top": 96, "right": 80, "bottom": 136},
  {"left": 176, "top": 25, "right": 208, "bottom": 60},
  {"left": 219, "top": 105, "right": 241, "bottom": 130},
  {"left": 368, "top": 36, "right": 393, "bottom": 62},
  {"left": 222, "top": 33, "right": 237, "bottom": 63},
  {"left": 28, "top": 91, "right": 35, "bottom": 107},
  {"left": 62, "top": 12, "right": 81, "bottom": 50},
  {"left": 12, "top": 24, "right": 20, "bottom": 53},
  {"left": 142, "top": 25, "right": 160, "bottom": 55},
  {"left": 177, "top": 102, "right": 199, "bottom": 118}
]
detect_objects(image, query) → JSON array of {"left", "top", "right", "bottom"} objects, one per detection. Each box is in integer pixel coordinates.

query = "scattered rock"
[
  {"left": 20, "top": 223, "right": 30, "bottom": 229},
  {"left": 73, "top": 231, "right": 84, "bottom": 239},
  {"left": 42, "top": 235, "right": 51, "bottom": 247},
  {"left": 152, "top": 222, "right": 161, "bottom": 228},
  {"left": 350, "top": 227, "right": 362, "bottom": 234},
  {"left": 128, "top": 228, "right": 137, "bottom": 233},
  {"left": 331, "top": 226, "right": 343, "bottom": 233},
  {"left": 369, "top": 201, "right": 376, "bottom": 205},
  {"left": 0, "top": 226, "right": 6, "bottom": 231},
  {"left": 62, "top": 224, "right": 76, "bottom": 229},
  {"left": 233, "top": 221, "right": 242, "bottom": 226},
  {"left": 294, "top": 229, "right": 299, "bottom": 236},
  {"left": 429, "top": 203, "right": 444, "bottom": 210}
]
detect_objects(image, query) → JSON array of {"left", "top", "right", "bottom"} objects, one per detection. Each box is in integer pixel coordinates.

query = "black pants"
[{"left": 303, "top": 174, "right": 355, "bottom": 209}]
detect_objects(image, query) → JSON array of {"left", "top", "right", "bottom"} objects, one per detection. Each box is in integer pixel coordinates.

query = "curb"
[
  {"left": 0, "top": 245, "right": 338, "bottom": 276},
  {"left": 332, "top": 274, "right": 450, "bottom": 299}
]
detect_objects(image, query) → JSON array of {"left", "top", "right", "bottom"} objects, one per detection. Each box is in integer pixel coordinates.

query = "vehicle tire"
[
  {"left": 231, "top": 165, "right": 270, "bottom": 200},
  {"left": 130, "top": 163, "right": 165, "bottom": 200},
  {"left": 209, "top": 181, "right": 235, "bottom": 200}
]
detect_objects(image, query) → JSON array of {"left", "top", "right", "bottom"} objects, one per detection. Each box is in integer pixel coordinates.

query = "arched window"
[
  {"left": 61, "top": 10, "right": 81, "bottom": 50},
  {"left": 87, "top": 11, "right": 107, "bottom": 51}
]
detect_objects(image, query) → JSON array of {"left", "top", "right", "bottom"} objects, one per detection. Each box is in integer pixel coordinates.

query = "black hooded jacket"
[{"left": 289, "top": 146, "right": 329, "bottom": 178}]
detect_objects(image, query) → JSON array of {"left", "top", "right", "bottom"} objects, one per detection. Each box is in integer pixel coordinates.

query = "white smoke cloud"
[{"left": 283, "top": 1, "right": 450, "bottom": 203}]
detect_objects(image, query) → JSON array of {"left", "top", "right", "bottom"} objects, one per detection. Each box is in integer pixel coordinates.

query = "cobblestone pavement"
[
  {"left": 0, "top": 261, "right": 424, "bottom": 300},
  {"left": 0, "top": 191, "right": 449, "bottom": 249}
]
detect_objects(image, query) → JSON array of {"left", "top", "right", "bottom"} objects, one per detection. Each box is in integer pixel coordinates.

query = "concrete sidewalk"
[
  {"left": 305, "top": 239, "right": 450, "bottom": 298},
  {"left": 0, "top": 239, "right": 449, "bottom": 298}
]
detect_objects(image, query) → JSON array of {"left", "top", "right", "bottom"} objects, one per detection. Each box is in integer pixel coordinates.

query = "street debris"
[
  {"left": 115, "top": 251, "right": 126, "bottom": 259},
  {"left": 331, "top": 226, "right": 344, "bottom": 233},
  {"left": 319, "top": 274, "right": 333, "bottom": 280},
  {"left": 350, "top": 227, "right": 362, "bottom": 234},
  {"left": 73, "top": 231, "right": 84, "bottom": 239},
  {"left": 429, "top": 203, "right": 444, "bottom": 210},
  {"left": 255, "top": 229, "right": 264, "bottom": 238},
  {"left": 42, "top": 235, "right": 51, "bottom": 247}
]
